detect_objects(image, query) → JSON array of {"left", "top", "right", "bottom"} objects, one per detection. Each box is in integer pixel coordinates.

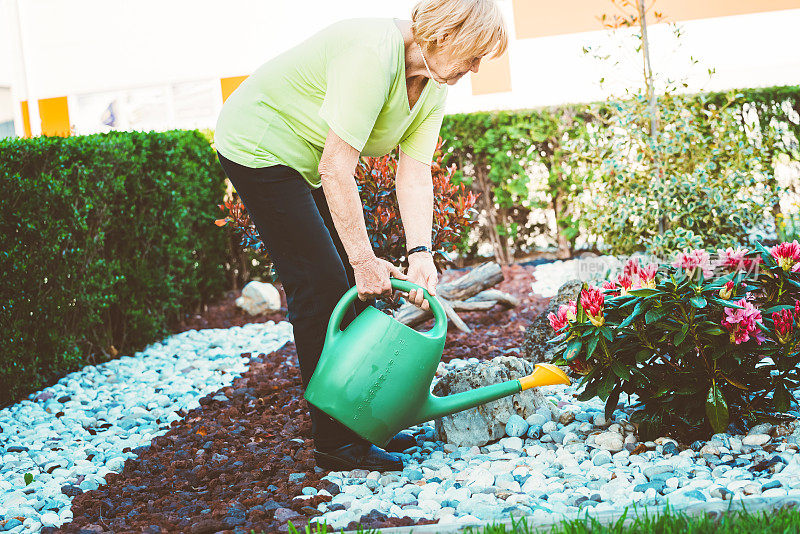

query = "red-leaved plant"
[{"left": 216, "top": 138, "right": 478, "bottom": 272}]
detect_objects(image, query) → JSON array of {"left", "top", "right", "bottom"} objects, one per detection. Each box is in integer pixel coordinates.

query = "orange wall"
[
  {"left": 513, "top": 0, "right": 800, "bottom": 39},
  {"left": 38, "top": 96, "right": 71, "bottom": 137},
  {"left": 471, "top": 50, "right": 512, "bottom": 95},
  {"left": 221, "top": 76, "right": 248, "bottom": 102},
  {"left": 20, "top": 101, "right": 32, "bottom": 138}
]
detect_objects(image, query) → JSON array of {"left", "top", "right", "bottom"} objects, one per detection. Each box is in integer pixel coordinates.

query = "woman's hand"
[
  {"left": 405, "top": 252, "right": 438, "bottom": 310},
  {"left": 351, "top": 255, "right": 408, "bottom": 301}
]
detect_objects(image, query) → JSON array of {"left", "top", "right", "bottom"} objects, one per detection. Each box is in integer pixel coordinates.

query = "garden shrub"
[
  {"left": 440, "top": 85, "right": 799, "bottom": 261},
  {"left": 0, "top": 130, "right": 228, "bottom": 407},
  {"left": 583, "top": 90, "right": 784, "bottom": 257},
  {"left": 548, "top": 242, "right": 800, "bottom": 441},
  {"left": 440, "top": 107, "right": 593, "bottom": 262},
  {"left": 217, "top": 138, "right": 479, "bottom": 271}
]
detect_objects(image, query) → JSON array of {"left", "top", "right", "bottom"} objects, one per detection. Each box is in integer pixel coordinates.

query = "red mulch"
[{"left": 56, "top": 263, "right": 549, "bottom": 534}]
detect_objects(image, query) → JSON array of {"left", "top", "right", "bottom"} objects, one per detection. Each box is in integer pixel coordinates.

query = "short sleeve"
[
  {"left": 399, "top": 99, "right": 446, "bottom": 165},
  {"left": 318, "top": 47, "right": 388, "bottom": 152}
]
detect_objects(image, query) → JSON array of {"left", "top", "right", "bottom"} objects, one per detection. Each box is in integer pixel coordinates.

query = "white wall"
[{"left": 0, "top": 0, "right": 798, "bottom": 136}]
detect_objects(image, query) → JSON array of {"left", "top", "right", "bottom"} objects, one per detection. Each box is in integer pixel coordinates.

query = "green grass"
[
  {"left": 257, "top": 503, "right": 800, "bottom": 533},
  {"left": 467, "top": 504, "right": 800, "bottom": 534}
]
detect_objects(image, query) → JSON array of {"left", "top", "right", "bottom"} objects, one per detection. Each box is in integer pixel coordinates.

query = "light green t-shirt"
[{"left": 214, "top": 17, "right": 448, "bottom": 188}]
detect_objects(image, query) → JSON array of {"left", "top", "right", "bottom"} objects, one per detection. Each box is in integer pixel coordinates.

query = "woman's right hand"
[{"left": 351, "top": 255, "right": 408, "bottom": 301}]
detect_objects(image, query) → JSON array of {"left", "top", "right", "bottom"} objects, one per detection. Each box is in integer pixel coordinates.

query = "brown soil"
[{"left": 56, "top": 263, "right": 549, "bottom": 534}]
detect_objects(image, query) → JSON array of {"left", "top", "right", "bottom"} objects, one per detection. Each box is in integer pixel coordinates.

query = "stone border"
[{"left": 362, "top": 494, "right": 800, "bottom": 533}]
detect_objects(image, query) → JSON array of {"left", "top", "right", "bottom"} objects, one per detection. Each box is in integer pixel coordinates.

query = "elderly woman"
[{"left": 214, "top": 0, "right": 507, "bottom": 471}]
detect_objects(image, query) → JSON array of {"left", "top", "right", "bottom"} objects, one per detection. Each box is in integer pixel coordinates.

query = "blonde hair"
[{"left": 411, "top": 0, "right": 508, "bottom": 61}]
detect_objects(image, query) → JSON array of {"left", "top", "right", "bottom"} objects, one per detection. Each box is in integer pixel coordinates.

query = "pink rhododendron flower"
[
  {"left": 581, "top": 285, "right": 605, "bottom": 327},
  {"left": 771, "top": 240, "right": 800, "bottom": 272},
  {"left": 773, "top": 309, "right": 794, "bottom": 344},
  {"left": 623, "top": 258, "right": 641, "bottom": 279},
  {"left": 602, "top": 280, "right": 619, "bottom": 296},
  {"left": 548, "top": 301, "right": 577, "bottom": 332},
  {"left": 715, "top": 247, "right": 749, "bottom": 272},
  {"left": 616, "top": 273, "right": 633, "bottom": 295},
  {"left": 639, "top": 263, "right": 658, "bottom": 289},
  {"left": 795, "top": 300, "right": 800, "bottom": 323},
  {"left": 719, "top": 280, "right": 735, "bottom": 300},
  {"left": 672, "top": 249, "right": 714, "bottom": 279},
  {"left": 721, "top": 297, "right": 766, "bottom": 345}
]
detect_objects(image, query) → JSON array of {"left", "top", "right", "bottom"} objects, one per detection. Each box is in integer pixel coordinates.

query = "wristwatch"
[{"left": 407, "top": 245, "right": 431, "bottom": 256}]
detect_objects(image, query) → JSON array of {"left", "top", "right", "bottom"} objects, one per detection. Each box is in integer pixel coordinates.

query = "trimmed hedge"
[{"left": 0, "top": 130, "right": 228, "bottom": 407}]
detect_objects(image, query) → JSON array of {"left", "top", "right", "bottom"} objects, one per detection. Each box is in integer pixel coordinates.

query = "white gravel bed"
[
  {"left": 0, "top": 321, "right": 294, "bottom": 533},
  {"left": 530, "top": 256, "right": 623, "bottom": 298},
  {"left": 309, "top": 372, "right": 800, "bottom": 531}
]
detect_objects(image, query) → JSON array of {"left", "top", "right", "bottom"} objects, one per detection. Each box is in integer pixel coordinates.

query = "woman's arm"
[
  {"left": 318, "top": 129, "right": 406, "bottom": 301},
  {"left": 396, "top": 148, "right": 438, "bottom": 310}
]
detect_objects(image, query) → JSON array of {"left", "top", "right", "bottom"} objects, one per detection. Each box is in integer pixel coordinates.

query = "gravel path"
[{"left": 0, "top": 322, "right": 292, "bottom": 533}]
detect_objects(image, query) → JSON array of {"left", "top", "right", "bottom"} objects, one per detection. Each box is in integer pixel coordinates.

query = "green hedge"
[
  {"left": 441, "top": 85, "right": 800, "bottom": 260},
  {"left": 0, "top": 130, "right": 229, "bottom": 407}
]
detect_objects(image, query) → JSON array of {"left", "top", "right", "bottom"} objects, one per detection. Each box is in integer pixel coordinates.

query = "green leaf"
[
  {"left": 618, "top": 301, "right": 645, "bottom": 329},
  {"left": 763, "top": 304, "right": 795, "bottom": 315},
  {"left": 635, "top": 349, "right": 651, "bottom": 363},
  {"left": 711, "top": 297, "right": 745, "bottom": 309},
  {"left": 597, "top": 373, "right": 616, "bottom": 401},
  {"left": 611, "top": 361, "right": 631, "bottom": 380},
  {"left": 705, "top": 383, "right": 729, "bottom": 434},
  {"left": 586, "top": 335, "right": 599, "bottom": 359},
  {"left": 576, "top": 382, "right": 598, "bottom": 401},
  {"left": 645, "top": 308, "right": 667, "bottom": 324},
  {"left": 628, "top": 288, "right": 660, "bottom": 297},
  {"left": 690, "top": 296, "right": 707, "bottom": 308},
  {"left": 24, "top": 473, "right": 33, "bottom": 486},
  {"left": 600, "top": 326, "right": 614, "bottom": 341},
  {"left": 564, "top": 339, "right": 583, "bottom": 362},
  {"left": 702, "top": 325, "right": 726, "bottom": 336},
  {"left": 774, "top": 381, "right": 793, "bottom": 412},
  {"left": 674, "top": 323, "right": 690, "bottom": 345},
  {"left": 605, "top": 385, "right": 621, "bottom": 422}
]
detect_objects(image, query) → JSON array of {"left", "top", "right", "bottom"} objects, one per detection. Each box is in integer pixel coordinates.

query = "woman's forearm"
[
  {"left": 396, "top": 168, "right": 433, "bottom": 251},
  {"left": 320, "top": 170, "right": 374, "bottom": 265}
]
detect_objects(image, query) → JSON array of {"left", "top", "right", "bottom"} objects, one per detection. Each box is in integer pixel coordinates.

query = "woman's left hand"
[{"left": 405, "top": 252, "right": 438, "bottom": 311}]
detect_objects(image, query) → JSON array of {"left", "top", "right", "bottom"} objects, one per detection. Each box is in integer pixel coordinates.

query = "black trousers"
[{"left": 217, "top": 151, "right": 371, "bottom": 449}]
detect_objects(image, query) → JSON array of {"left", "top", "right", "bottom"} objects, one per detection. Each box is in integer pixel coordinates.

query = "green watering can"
[{"left": 304, "top": 279, "right": 570, "bottom": 447}]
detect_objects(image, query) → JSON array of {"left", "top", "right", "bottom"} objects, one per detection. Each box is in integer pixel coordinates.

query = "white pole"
[{"left": 10, "top": 0, "right": 40, "bottom": 136}]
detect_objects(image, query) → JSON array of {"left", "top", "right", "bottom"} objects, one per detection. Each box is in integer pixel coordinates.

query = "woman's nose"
[{"left": 471, "top": 58, "right": 481, "bottom": 74}]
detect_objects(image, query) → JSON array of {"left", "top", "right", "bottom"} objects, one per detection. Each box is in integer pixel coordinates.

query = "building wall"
[{"left": 1, "top": 0, "right": 798, "bottom": 138}]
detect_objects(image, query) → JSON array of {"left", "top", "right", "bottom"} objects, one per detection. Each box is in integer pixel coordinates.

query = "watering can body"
[{"left": 304, "top": 279, "right": 570, "bottom": 448}]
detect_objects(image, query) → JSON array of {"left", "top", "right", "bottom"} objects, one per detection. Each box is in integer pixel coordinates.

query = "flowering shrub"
[
  {"left": 216, "top": 138, "right": 478, "bottom": 271},
  {"left": 549, "top": 242, "right": 800, "bottom": 441}
]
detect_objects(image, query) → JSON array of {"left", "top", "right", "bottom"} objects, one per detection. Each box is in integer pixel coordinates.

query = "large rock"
[
  {"left": 432, "top": 356, "right": 560, "bottom": 447},
  {"left": 521, "top": 279, "right": 582, "bottom": 363},
  {"left": 235, "top": 281, "right": 281, "bottom": 315}
]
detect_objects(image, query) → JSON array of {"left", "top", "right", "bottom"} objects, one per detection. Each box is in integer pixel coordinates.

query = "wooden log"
[
  {"left": 437, "top": 262, "right": 504, "bottom": 301},
  {"left": 466, "top": 289, "right": 520, "bottom": 308},
  {"left": 394, "top": 262, "right": 506, "bottom": 328},
  {"left": 439, "top": 296, "right": 471, "bottom": 333},
  {"left": 450, "top": 300, "right": 496, "bottom": 312}
]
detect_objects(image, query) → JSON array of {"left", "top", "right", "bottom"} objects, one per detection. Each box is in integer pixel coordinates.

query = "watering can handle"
[{"left": 327, "top": 278, "right": 448, "bottom": 342}]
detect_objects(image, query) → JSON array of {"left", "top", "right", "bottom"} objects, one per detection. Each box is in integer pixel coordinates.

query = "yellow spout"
[{"left": 519, "top": 363, "right": 570, "bottom": 390}]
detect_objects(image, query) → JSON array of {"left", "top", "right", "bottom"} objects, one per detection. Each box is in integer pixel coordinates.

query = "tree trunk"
[
  {"left": 553, "top": 191, "right": 572, "bottom": 260},
  {"left": 475, "top": 164, "right": 511, "bottom": 265}
]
